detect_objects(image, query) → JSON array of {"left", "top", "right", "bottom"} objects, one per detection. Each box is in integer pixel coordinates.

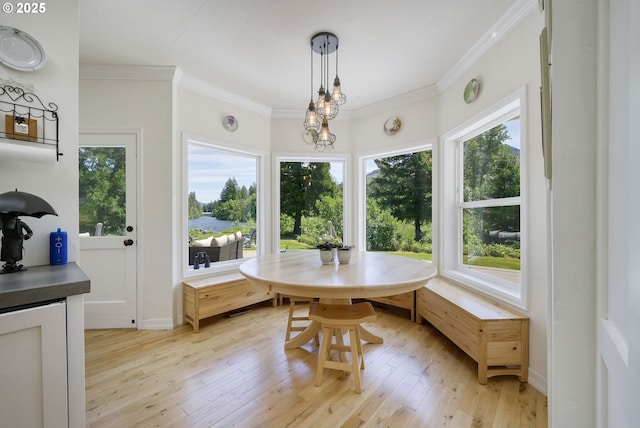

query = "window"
[
  {"left": 276, "top": 155, "right": 347, "bottom": 252},
  {"left": 79, "top": 146, "right": 126, "bottom": 236},
  {"left": 362, "top": 147, "right": 433, "bottom": 261},
  {"left": 441, "top": 93, "right": 526, "bottom": 307},
  {"left": 184, "top": 136, "right": 265, "bottom": 276}
]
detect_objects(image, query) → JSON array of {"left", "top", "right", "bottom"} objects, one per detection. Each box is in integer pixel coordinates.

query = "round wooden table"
[{"left": 239, "top": 250, "right": 436, "bottom": 349}]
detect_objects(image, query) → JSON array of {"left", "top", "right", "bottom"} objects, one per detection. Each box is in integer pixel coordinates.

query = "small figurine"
[{"left": 0, "top": 215, "right": 33, "bottom": 273}]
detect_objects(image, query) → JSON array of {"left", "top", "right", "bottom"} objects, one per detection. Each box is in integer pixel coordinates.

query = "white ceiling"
[{"left": 79, "top": 0, "right": 530, "bottom": 113}]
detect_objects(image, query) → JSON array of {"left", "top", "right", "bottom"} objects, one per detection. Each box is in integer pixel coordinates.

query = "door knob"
[{"left": 124, "top": 239, "right": 134, "bottom": 246}]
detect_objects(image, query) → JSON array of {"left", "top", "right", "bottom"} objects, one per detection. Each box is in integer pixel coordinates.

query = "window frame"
[
  {"left": 440, "top": 89, "right": 528, "bottom": 309},
  {"left": 182, "top": 133, "right": 267, "bottom": 278},
  {"left": 273, "top": 152, "right": 350, "bottom": 253}
]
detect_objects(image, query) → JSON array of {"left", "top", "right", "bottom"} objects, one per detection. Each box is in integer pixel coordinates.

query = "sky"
[
  {"left": 504, "top": 117, "right": 521, "bottom": 150},
  {"left": 188, "top": 146, "right": 257, "bottom": 204}
]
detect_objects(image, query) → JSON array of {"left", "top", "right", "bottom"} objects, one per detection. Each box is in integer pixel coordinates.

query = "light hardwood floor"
[{"left": 85, "top": 302, "right": 547, "bottom": 427}]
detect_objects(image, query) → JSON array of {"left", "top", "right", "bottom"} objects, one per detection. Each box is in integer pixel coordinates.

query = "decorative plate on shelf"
[
  {"left": 0, "top": 26, "right": 46, "bottom": 72},
  {"left": 383, "top": 116, "right": 402, "bottom": 136},
  {"left": 463, "top": 78, "right": 480, "bottom": 104},
  {"left": 303, "top": 129, "right": 318, "bottom": 144},
  {"left": 223, "top": 115, "right": 238, "bottom": 132}
]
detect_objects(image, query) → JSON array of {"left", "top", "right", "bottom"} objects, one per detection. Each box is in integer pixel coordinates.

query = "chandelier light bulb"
[
  {"left": 320, "top": 91, "right": 338, "bottom": 120},
  {"left": 304, "top": 100, "right": 320, "bottom": 131},
  {"left": 332, "top": 76, "right": 346, "bottom": 105},
  {"left": 316, "top": 117, "right": 336, "bottom": 151}
]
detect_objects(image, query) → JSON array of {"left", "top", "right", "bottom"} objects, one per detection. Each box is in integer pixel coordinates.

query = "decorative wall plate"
[
  {"left": 303, "top": 129, "right": 318, "bottom": 144},
  {"left": 0, "top": 26, "right": 46, "bottom": 72},
  {"left": 383, "top": 116, "right": 402, "bottom": 136},
  {"left": 223, "top": 115, "right": 238, "bottom": 132},
  {"left": 463, "top": 78, "right": 480, "bottom": 104}
]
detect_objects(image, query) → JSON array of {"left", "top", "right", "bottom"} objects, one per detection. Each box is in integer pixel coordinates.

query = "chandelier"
[{"left": 303, "top": 32, "right": 346, "bottom": 151}]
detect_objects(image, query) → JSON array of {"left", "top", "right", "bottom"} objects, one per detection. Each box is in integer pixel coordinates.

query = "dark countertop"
[{"left": 0, "top": 263, "right": 90, "bottom": 311}]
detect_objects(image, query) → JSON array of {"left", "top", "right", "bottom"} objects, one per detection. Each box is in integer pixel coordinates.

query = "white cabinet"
[{"left": 0, "top": 301, "right": 68, "bottom": 428}]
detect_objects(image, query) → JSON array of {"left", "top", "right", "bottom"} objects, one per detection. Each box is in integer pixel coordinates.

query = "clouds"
[{"left": 189, "top": 146, "right": 257, "bottom": 204}]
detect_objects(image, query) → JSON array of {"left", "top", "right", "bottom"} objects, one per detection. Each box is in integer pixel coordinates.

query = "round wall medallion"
[
  {"left": 463, "top": 79, "right": 480, "bottom": 104},
  {"left": 223, "top": 115, "right": 238, "bottom": 132},
  {"left": 303, "top": 129, "right": 318, "bottom": 144},
  {"left": 383, "top": 116, "right": 402, "bottom": 136}
]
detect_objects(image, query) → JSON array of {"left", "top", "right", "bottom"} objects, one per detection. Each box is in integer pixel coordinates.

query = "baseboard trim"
[{"left": 140, "top": 318, "right": 174, "bottom": 330}]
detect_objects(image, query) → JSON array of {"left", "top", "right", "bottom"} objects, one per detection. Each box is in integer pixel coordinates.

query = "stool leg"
[
  {"left": 335, "top": 329, "right": 348, "bottom": 369},
  {"left": 349, "top": 328, "right": 362, "bottom": 393},
  {"left": 286, "top": 299, "right": 319, "bottom": 345},
  {"left": 315, "top": 326, "right": 333, "bottom": 387},
  {"left": 285, "top": 300, "right": 295, "bottom": 341},
  {"left": 355, "top": 326, "right": 365, "bottom": 369}
]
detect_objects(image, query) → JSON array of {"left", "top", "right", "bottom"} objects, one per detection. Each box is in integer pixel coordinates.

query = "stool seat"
[
  {"left": 309, "top": 302, "right": 377, "bottom": 325},
  {"left": 309, "top": 301, "right": 377, "bottom": 393}
]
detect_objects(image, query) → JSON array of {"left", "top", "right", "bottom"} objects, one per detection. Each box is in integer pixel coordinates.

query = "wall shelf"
[{"left": 0, "top": 84, "right": 61, "bottom": 161}]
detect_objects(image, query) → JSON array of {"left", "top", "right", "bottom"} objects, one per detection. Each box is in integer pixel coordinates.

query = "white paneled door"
[
  {"left": 79, "top": 131, "right": 138, "bottom": 329},
  {"left": 597, "top": 0, "right": 640, "bottom": 426}
]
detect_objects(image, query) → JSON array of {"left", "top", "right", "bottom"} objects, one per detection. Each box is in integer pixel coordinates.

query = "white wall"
[
  {"left": 549, "top": 0, "right": 597, "bottom": 425},
  {"left": 0, "top": 1, "right": 79, "bottom": 267},
  {"left": 351, "top": 97, "right": 439, "bottom": 154},
  {"left": 79, "top": 76, "right": 175, "bottom": 327},
  {"left": 178, "top": 85, "right": 271, "bottom": 150}
]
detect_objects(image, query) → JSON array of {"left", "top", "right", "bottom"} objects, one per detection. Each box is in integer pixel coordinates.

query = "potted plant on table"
[
  {"left": 337, "top": 245, "right": 354, "bottom": 264},
  {"left": 317, "top": 235, "right": 341, "bottom": 264}
]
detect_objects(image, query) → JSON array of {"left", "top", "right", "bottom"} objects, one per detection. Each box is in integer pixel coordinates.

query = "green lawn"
[
  {"left": 280, "top": 239, "right": 316, "bottom": 251},
  {"left": 464, "top": 255, "right": 520, "bottom": 270}
]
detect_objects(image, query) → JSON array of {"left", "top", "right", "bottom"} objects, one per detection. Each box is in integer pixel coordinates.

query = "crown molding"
[
  {"left": 79, "top": 64, "right": 177, "bottom": 81},
  {"left": 437, "top": 0, "right": 537, "bottom": 92},
  {"left": 271, "top": 108, "right": 353, "bottom": 121},
  {"left": 271, "top": 86, "right": 438, "bottom": 121},
  {"left": 350, "top": 86, "right": 439, "bottom": 119},
  {"left": 177, "top": 74, "right": 272, "bottom": 117}
]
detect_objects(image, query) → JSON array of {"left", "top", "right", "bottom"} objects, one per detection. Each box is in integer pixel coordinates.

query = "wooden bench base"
[
  {"left": 417, "top": 278, "right": 529, "bottom": 384},
  {"left": 183, "top": 272, "right": 276, "bottom": 332}
]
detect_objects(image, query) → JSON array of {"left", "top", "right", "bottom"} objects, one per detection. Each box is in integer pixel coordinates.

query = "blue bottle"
[{"left": 50, "top": 228, "right": 67, "bottom": 265}]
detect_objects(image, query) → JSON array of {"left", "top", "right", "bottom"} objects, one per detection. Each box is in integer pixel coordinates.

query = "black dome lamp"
[{"left": 0, "top": 189, "right": 57, "bottom": 273}]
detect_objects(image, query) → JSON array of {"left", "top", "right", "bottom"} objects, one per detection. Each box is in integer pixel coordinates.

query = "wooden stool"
[
  {"left": 308, "top": 301, "right": 377, "bottom": 393},
  {"left": 285, "top": 296, "right": 319, "bottom": 345}
]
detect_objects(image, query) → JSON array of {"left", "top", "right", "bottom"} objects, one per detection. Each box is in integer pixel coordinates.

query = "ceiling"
[{"left": 79, "top": 0, "right": 527, "bottom": 113}]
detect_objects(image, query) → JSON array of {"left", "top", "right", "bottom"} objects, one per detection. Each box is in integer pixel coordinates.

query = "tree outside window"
[
  {"left": 365, "top": 149, "right": 432, "bottom": 258},
  {"left": 279, "top": 161, "right": 344, "bottom": 251}
]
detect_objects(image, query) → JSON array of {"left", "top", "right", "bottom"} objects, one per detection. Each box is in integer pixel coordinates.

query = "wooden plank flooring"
[{"left": 85, "top": 302, "right": 547, "bottom": 427}]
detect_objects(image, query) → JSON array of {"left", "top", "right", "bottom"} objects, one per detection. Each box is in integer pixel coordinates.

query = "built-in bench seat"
[
  {"left": 416, "top": 277, "right": 529, "bottom": 384},
  {"left": 183, "top": 272, "right": 276, "bottom": 332}
]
